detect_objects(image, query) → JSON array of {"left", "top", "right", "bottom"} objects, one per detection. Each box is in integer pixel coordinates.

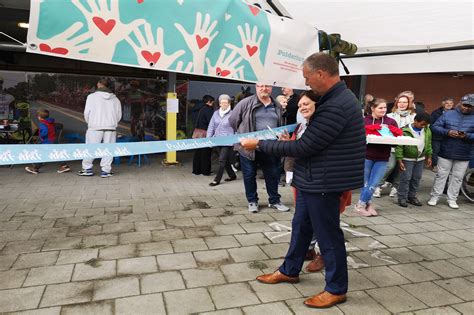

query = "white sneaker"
[
  {"left": 447, "top": 200, "right": 459, "bottom": 209},
  {"left": 248, "top": 202, "right": 259, "bottom": 213},
  {"left": 380, "top": 181, "right": 390, "bottom": 189},
  {"left": 269, "top": 202, "right": 290, "bottom": 212},
  {"left": 427, "top": 197, "right": 438, "bottom": 206},
  {"left": 389, "top": 187, "right": 398, "bottom": 197},
  {"left": 373, "top": 187, "right": 381, "bottom": 198}
]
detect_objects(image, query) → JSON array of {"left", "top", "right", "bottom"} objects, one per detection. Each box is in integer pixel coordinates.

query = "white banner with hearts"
[{"left": 26, "top": 0, "right": 318, "bottom": 89}]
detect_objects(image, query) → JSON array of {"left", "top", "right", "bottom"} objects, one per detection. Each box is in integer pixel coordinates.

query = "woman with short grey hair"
[{"left": 206, "top": 94, "right": 237, "bottom": 186}]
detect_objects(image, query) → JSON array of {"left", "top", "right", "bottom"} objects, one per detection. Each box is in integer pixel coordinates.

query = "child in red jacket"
[{"left": 25, "top": 109, "right": 70, "bottom": 174}]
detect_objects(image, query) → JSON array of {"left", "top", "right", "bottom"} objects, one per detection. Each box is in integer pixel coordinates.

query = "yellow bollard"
[{"left": 163, "top": 92, "right": 179, "bottom": 165}]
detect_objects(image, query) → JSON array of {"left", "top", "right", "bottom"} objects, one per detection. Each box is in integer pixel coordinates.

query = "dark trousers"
[
  {"left": 192, "top": 148, "right": 212, "bottom": 175},
  {"left": 214, "top": 146, "right": 236, "bottom": 183},
  {"left": 239, "top": 152, "right": 281, "bottom": 204},
  {"left": 279, "top": 191, "right": 348, "bottom": 295},
  {"left": 432, "top": 140, "right": 441, "bottom": 167},
  {"left": 398, "top": 160, "right": 424, "bottom": 201}
]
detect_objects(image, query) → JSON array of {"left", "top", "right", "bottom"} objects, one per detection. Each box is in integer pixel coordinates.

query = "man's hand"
[
  {"left": 398, "top": 160, "right": 406, "bottom": 172},
  {"left": 425, "top": 157, "right": 432, "bottom": 168},
  {"left": 277, "top": 130, "right": 290, "bottom": 141},
  {"left": 447, "top": 130, "right": 459, "bottom": 138},
  {"left": 240, "top": 138, "right": 259, "bottom": 150},
  {"left": 456, "top": 131, "right": 467, "bottom": 139}
]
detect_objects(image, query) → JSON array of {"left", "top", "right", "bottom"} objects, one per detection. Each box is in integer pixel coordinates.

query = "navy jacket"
[
  {"left": 430, "top": 107, "right": 452, "bottom": 141},
  {"left": 191, "top": 102, "right": 214, "bottom": 130},
  {"left": 258, "top": 81, "right": 366, "bottom": 193},
  {"left": 432, "top": 107, "right": 474, "bottom": 161}
]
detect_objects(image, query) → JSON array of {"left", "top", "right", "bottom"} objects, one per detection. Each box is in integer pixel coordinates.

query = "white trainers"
[
  {"left": 427, "top": 197, "right": 438, "bottom": 206},
  {"left": 380, "top": 181, "right": 390, "bottom": 189},
  {"left": 248, "top": 202, "right": 259, "bottom": 213},
  {"left": 269, "top": 202, "right": 290, "bottom": 212},
  {"left": 389, "top": 187, "right": 398, "bottom": 197},
  {"left": 373, "top": 187, "right": 381, "bottom": 198},
  {"left": 447, "top": 200, "right": 459, "bottom": 209}
]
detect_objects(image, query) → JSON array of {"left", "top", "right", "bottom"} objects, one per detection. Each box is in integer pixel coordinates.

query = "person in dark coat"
[
  {"left": 241, "top": 53, "right": 366, "bottom": 309},
  {"left": 281, "top": 87, "right": 299, "bottom": 125},
  {"left": 430, "top": 97, "right": 454, "bottom": 169},
  {"left": 428, "top": 94, "right": 474, "bottom": 209},
  {"left": 191, "top": 95, "right": 215, "bottom": 176}
]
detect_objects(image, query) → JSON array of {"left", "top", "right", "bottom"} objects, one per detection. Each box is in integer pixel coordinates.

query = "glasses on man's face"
[{"left": 256, "top": 85, "right": 271, "bottom": 89}]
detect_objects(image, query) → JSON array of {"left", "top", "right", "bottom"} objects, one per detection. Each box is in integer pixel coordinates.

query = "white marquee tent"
[{"left": 258, "top": 0, "right": 474, "bottom": 75}]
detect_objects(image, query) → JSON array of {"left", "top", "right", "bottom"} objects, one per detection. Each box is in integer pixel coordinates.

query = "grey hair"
[
  {"left": 303, "top": 52, "right": 339, "bottom": 76},
  {"left": 219, "top": 94, "right": 231, "bottom": 102}
]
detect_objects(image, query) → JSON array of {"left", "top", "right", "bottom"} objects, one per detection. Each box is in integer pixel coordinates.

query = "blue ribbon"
[{"left": 0, "top": 124, "right": 296, "bottom": 165}]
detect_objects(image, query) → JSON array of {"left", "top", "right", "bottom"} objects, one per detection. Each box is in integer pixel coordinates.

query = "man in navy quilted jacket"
[
  {"left": 428, "top": 94, "right": 474, "bottom": 209},
  {"left": 241, "top": 53, "right": 366, "bottom": 308}
]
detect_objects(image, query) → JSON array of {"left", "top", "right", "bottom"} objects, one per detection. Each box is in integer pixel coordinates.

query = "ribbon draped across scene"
[
  {"left": 0, "top": 125, "right": 296, "bottom": 165},
  {"left": 26, "top": 0, "right": 318, "bottom": 89}
]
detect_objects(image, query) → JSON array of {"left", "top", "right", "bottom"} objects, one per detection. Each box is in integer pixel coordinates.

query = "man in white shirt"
[{"left": 78, "top": 79, "right": 122, "bottom": 178}]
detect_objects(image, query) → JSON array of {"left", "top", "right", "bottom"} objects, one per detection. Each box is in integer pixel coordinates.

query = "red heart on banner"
[
  {"left": 248, "top": 5, "right": 260, "bottom": 16},
  {"left": 137, "top": 0, "right": 144, "bottom": 3},
  {"left": 246, "top": 45, "right": 258, "bottom": 57},
  {"left": 92, "top": 17, "right": 116, "bottom": 35},
  {"left": 141, "top": 50, "right": 161, "bottom": 65},
  {"left": 216, "top": 67, "right": 231, "bottom": 77},
  {"left": 39, "top": 43, "right": 69, "bottom": 55},
  {"left": 195, "top": 35, "right": 209, "bottom": 49}
]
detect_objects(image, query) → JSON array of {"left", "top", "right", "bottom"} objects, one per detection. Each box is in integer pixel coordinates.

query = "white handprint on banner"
[
  {"left": 30, "top": 22, "right": 92, "bottom": 58},
  {"left": 224, "top": 23, "right": 264, "bottom": 81},
  {"left": 126, "top": 23, "right": 186, "bottom": 69},
  {"left": 175, "top": 60, "right": 193, "bottom": 72},
  {"left": 71, "top": 0, "right": 145, "bottom": 61},
  {"left": 206, "top": 49, "right": 244, "bottom": 80},
  {"left": 174, "top": 12, "right": 219, "bottom": 73}
]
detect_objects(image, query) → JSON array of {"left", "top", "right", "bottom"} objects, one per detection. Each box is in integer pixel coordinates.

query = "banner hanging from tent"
[
  {"left": 26, "top": 0, "right": 318, "bottom": 89},
  {"left": 0, "top": 125, "right": 296, "bottom": 166}
]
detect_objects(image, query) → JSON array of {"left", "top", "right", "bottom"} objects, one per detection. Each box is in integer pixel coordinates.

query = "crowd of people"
[{"left": 16, "top": 52, "right": 473, "bottom": 310}]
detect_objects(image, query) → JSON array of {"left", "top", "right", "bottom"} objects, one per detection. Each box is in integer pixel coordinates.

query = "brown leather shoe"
[
  {"left": 304, "top": 291, "right": 347, "bottom": 308},
  {"left": 256, "top": 270, "right": 299, "bottom": 284},
  {"left": 305, "top": 248, "right": 316, "bottom": 261},
  {"left": 305, "top": 254, "right": 325, "bottom": 272}
]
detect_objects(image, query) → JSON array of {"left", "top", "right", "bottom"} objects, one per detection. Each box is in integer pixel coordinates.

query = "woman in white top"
[{"left": 374, "top": 93, "right": 416, "bottom": 198}]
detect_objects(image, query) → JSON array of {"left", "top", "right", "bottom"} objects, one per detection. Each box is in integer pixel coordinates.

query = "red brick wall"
[{"left": 365, "top": 74, "right": 474, "bottom": 113}]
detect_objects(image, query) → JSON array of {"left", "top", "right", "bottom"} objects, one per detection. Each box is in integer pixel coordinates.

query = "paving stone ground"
[{"left": 0, "top": 152, "right": 473, "bottom": 314}]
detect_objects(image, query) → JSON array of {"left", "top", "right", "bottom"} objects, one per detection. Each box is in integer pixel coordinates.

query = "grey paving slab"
[
  {"left": 151, "top": 228, "right": 185, "bottom": 241},
  {"left": 250, "top": 280, "right": 302, "bottom": 303},
  {"left": 209, "top": 283, "right": 260, "bottom": 309},
  {"left": 164, "top": 287, "right": 215, "bottom": 315},
  {"left": 102, "top": 222, "right": 135, "bottom": 234},
  {"left": 213, "top": 224, "right": 246, "bottom": 235},
  {"left": 117, "top": 256, "right": 158, "bottom": 275},
  {"left": 381, "top": 247, "right": 425, "bottom": 263},
  {"left": 0, "top": 286, "right": 45, "bottom": 313},
  {"left": 408, "top": 245, "right": 455, "bottom": 260},
  {"left": 172, "top": 237, "right": 208, "bottom": 252},
  {"left": 182, "top": 268, "right": 227, "bottom": 288},
  {"left": 194, "top": 249, "right": 232, "bottom": 268},
  {"left": 220, "top": 262, "right": 264, "bottom": 283},
  {"left": 435, "top": 243, "right": 473, "bottom": 258},
  {"left": 40, "top": 281, "right": 94, "bottom": 307},
  {"left": 420, "top": 260, "right": 471, "bottom": 278},
  {"left": 228, "top": 246, "right": 268, "bottom": 262},
  {"left": 409, "top": 306, "right": 461, "bottom": 314},
  {"left": 141, "top": 271, "right": 185, "bottom": 294},
  {"left": 338, "top": 290, "right": 390, "bottom": 315},
  {"left": 204, "top": 235, "right": 240, "bottom": 250},
  {"left": 56, "top": 248, "right": 98, "bottom": 265},
  {"left": 42, "top": 237, "right": 83, "bottom": 251},
  {"left": 156, "top": 252, "right": 197, "bottom": 270},
  {"left": 61, "top": 300, "right": 113, "bottom": 315},
  {"left": 389, "top": 263, "right": 441, "bottom": 282},
  {"left": 23, "top": 264, "right": 73, "bottom": 286},
  {"left": 347, "top": 269, "right": 378, "bottom": 291},
  {"left": 137, "top": 241, "right": 173, "bottom": 256},
  {"left": 358, "top": 266, "right": 411, "bottom": 287},
  {"left": 234, "top": 233, "right": 271, "bottom": 246},
  {"left": 93, "top": 276, "right": 140, "bottom": 301},
  {"left": 452, "top": 301, "right": 474, "bottom": 314},
  {"left": 83, "top": 234, "right": 118, "bottom": 247},
  {"left": 399, "top": 233, "right": 440, "bottom": 245},
  {"left": 201, "top": 308, "right": 243, "bottom": 315},
  {"left": 366, "top": 286, "right": 427, "bottom": 313},
  {"left": 242, "top": 301, "right": 293, "bottom": 314},
  {"left": 115, "top": 293, "right": 166, "bottom": 315},
  {"left": 7, "top": 306, "right": 61, "bottom": 315},
  {"left": 434, "top": 278, "right": 474, "bottom": 301},
  {"left": 374, "top": 235, "right": 414, "bottom": 248},
  {"left": 119, "top": 231, "right": 152, "bottom": 244},
  {"left": 72, "top": 259, "right": 116, "bottom": 281},
  {"left": 449, "top": 257, "right": 474, "bottom": 273},
  {"left": 0, "top": 269, "right": 29, "bottom": 289},
  {"left": 13, "top": 251, "right": 59, "bottom": 269},
  {"left": 98, "top": 244, "right": 137, "bottom": 260},
  {"left": 292, "top": 272, "right": 326, "bottom": 296},
  {"left": 1, "top": 240, "right": 44, "bottom": 255},
  {"left": 401, "top": 282, "right": 463, "bottom": 307},
  {"left": 0, "top": 230, "right": 33, "bottom": 242}
]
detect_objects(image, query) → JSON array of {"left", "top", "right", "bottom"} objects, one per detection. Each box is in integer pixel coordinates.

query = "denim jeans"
[
  {"left": 360, "top": 159, "right": 388, "bottom": 203},
  {"left": 239, "top": 151, "right": 281, "bottom": 204},
  {"left": 378, "top": 152, "right": 399, "bottom": 188},
  {"left": 398, "top": 160, "right": 424, "bottom": 201}
]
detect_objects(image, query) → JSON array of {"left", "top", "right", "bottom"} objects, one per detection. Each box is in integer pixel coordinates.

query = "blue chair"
[
  {"left": 64, "top": 133, "right": 85, "bottom": 143},
  {"left": 127, "top": 135, "right": 158, "bottom": 167}
]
